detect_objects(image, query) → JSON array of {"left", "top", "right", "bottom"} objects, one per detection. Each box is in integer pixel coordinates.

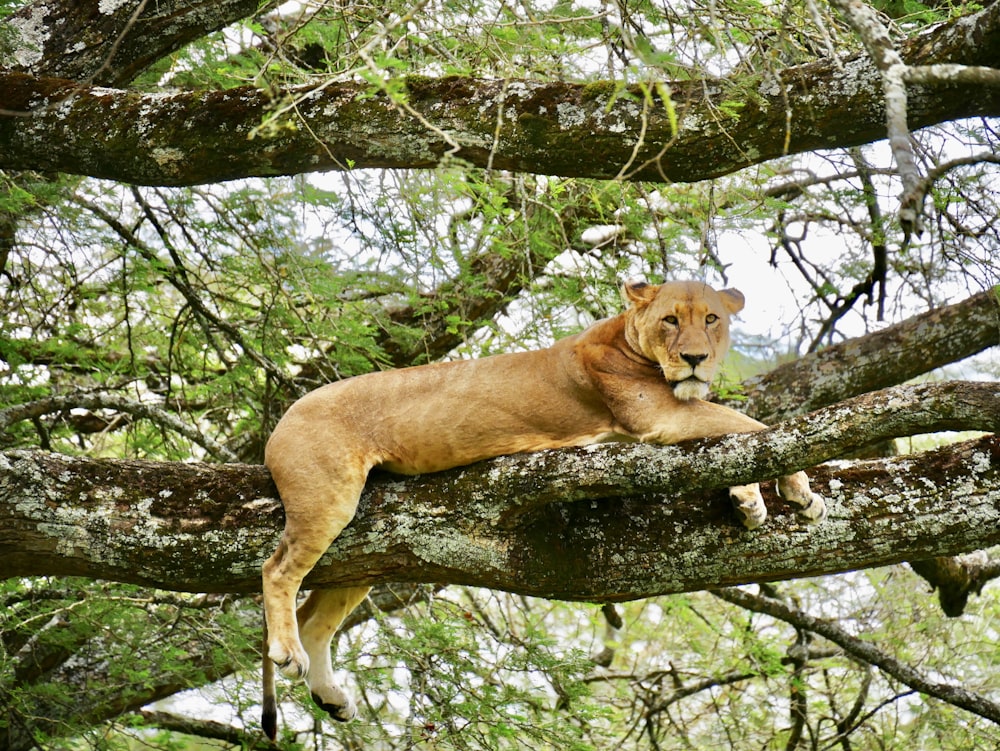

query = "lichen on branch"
[{"left": 0, "top": 383, "right": 997, "bottom": 602}]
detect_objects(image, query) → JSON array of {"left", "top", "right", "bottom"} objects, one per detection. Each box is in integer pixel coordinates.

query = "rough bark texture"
[
  {"left": 2, "top": 4, "right": 999, "bottom": 186},
  {"left": 4, "top": 0, "right": 264, "bottom": 86},
  {"left": 2, "top": 382, "right": 997, "bottom": 600},
  {"left": 739, "top": 287, "right": 1000, "bottom": 422}
]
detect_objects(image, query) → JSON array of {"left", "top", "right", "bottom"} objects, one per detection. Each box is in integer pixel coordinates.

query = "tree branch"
[
  {"left": 829, "top": 0, "right": 923, "bottom": 233},
  {"left": 2, "top": 3, "right": 999, "bottom": 186},
  {"left": 0, "top": 392, "right": 238, "bottom": 462},
  {"left": 1, "top": 382, "right": 996, "bottom": 600},
  {"left": 4, "top": 0, "right": 266, "bottom": 87},
  {"left": 736, "top": 287, "right": 1000, "bottom": 422},
  {"left": 908, "top": 552, "right": 1000, "bottom": 617},
  {"left": 137, "top": 711, "right": 253, "bottom": 747},
  {"left": 713, "top": 586, "right": 1000, "bottom": 724}
]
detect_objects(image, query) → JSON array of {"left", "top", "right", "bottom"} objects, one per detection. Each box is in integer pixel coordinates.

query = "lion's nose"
[{"left": 681, "top": 353, "right": 708, "bottom": 368}]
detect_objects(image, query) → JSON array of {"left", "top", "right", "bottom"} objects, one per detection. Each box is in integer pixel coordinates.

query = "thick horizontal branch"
[
  {"left": 5, "top": 0, "right": 262, "bottom": 87},
  {"left": 739, "top": 287, "right": 1000, "bottom": 422},
  {"left": 1, "top": 4, "right": 998, "bottom": 186},
  {"left": 1, "top": 382, "right": 997, "bottom": 601}
]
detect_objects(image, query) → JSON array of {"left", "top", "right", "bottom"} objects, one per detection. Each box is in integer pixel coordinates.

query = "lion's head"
[{"left": 622, "top": 280, "right": 745, "bottom": 401}]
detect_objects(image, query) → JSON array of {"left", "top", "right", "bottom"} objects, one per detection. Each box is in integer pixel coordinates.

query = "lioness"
[{"left": 260, "top": 280, "right": 826, "bottom": 738}]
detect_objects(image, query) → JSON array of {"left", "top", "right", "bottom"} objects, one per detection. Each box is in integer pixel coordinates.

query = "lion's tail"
[{"left": 262, "top": 616, "right": 277, "bottom": 741}]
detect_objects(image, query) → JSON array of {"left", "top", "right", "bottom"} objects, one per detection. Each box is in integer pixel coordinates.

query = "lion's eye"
[
  {"left": 663, "top": 315, "right": 679, "bottom": 326},
  {"left": 705, "top": 314, "right": 719, "bottom": 325}
]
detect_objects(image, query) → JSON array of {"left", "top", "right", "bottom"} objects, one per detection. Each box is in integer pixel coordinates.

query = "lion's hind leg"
[
  {"left": 262, "top": 460, "right": 369, "bottom": 684},
  {"left": 297, "top": 586, "right": 372, "bottom": 722},
  {"left": 262, "top": 535, "right": 314, "bottom": 681},
  {"left": 777, "top": 471, "right": 827, "bottom": 523}
]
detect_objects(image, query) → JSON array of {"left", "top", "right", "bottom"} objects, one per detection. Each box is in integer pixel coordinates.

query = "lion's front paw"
[
  {"left": 795, "top": 492, "right": 827, "bottom": 524},
  {"left": 777, "top": 472, "right": 827, "bottom": 524},
  {"left": 311, "top": 686, "right": 357, "bottom": 723},
  {"left": 730, "top": 484, "right": 767, "bottom": 530},
  {"left": 269, "top": 641, "right": 310, "bottom": 680}
]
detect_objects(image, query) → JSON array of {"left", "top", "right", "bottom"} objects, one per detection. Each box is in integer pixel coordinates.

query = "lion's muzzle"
[{"left": 672, "top": 377, "right": 710, "bottom": 401}]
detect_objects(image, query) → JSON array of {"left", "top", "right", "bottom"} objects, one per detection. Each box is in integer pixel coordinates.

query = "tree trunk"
[{"left": 2, "top": 382, "right": 997, "bottom": 600}]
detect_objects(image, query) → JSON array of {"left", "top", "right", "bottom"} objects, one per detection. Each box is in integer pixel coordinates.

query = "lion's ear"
[
  {"left": 622, "top": 280, "right": 659, "bottom": 306},
  {"left": 719, "top": 288, "right": 746, "bottom": 315}
]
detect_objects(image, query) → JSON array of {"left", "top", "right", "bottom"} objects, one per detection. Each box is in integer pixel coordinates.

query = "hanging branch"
[
  {"left": 713, "top": 587, "right": 1000, "bottom": 724},
  {"left": 827, "top": 0, "right": 923, "bottom": 234}
]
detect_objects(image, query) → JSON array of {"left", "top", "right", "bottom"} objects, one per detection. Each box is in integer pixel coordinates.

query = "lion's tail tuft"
[{"left": 262, "top": 617, "right": 277, "bottom": 741}]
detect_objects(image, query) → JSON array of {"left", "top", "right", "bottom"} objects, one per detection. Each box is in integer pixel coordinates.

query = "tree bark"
[
  {"left": 2, "top": 382, "right": 997, "bottom": 600},
  {"left": 908, "top": 553, "right": 1000, "bottom": 617},
  {"left": 738, "top": 287, "right": 1000, "bottom": 422},
  {"left": 2, "top": 4, "right": 999, "bottom": 186},
  {"left": 4, "top": 0, "right": 264, "bottom": 86}
]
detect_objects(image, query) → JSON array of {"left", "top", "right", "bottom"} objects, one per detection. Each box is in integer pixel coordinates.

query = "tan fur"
[{"left": 260, "top": 281, "right": 825, "bottom": 737}]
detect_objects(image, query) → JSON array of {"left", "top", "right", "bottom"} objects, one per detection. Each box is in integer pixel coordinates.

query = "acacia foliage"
[{"left": 0, "top": 0, "right": 999, "bottom": 750}]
